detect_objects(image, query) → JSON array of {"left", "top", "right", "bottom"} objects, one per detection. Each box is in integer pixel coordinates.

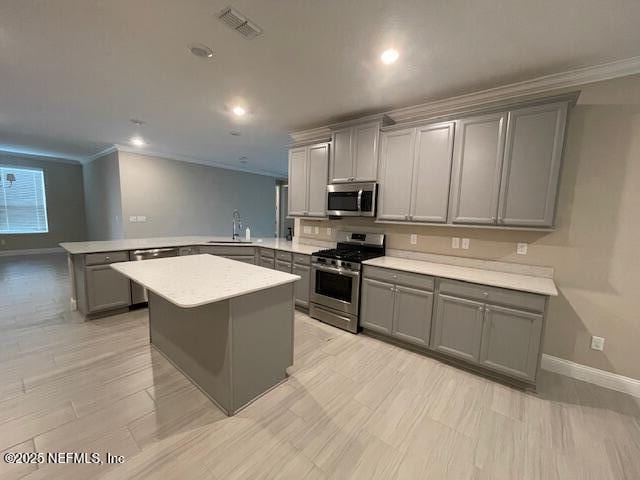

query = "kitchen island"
[{"left": 111, "top": 254, "right": 300, "bottom": 415}]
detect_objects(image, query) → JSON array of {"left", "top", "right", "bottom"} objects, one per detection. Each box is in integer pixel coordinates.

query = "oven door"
[{"left": 310, "top": 264, "right": 360, "bottom": 315}]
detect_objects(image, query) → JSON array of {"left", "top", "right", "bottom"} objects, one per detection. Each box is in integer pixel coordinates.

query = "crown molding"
[
  {"left": 113, "top": 145, "right": 287, "bottom": 179},
  {"left": 0, "top": 147, "right": 83, "bottom": 164},
  {"left": 83, "top": 145, "right": 118, "bottom": 164},
  {"left": 288, "top": 126, "right": 332, "bottom": 147},
  {"left": 387, "top": 56, "right": 640, "bottom": 123}
]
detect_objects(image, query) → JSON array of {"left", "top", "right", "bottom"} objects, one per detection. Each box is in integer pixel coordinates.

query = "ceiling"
[{"left": 1, "top": 0, "right": 640, "bottom": 176}]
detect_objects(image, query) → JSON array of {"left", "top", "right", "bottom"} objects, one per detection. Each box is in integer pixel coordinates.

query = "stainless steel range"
[{"left": 310, "top": 231, "right": 385, "bottom": 333}]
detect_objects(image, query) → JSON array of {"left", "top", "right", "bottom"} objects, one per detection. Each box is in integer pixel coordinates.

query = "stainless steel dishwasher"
[{"left": 129, "top": 247, "right": 179, "bottom": 304}]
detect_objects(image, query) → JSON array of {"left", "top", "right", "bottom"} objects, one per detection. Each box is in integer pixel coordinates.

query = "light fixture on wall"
[{"left": 5, "top": 173, "right": 15, "bottom": 187}]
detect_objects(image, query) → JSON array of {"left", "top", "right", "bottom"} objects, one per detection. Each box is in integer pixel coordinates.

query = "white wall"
[
  {"left": 82, "top": 150, "right": 123, "bottom": 241},
  {"left": 118, "top": 152, "right": 277, "bottom": 238}
]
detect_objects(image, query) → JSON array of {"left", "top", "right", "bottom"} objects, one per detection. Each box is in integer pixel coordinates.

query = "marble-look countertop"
[
  {"left": 60, "top": 236, "right": 324, "bottom": 256},
  {"left": 362, "top": 256, "right": 558, "bottom": 296},
  {"left": 111, "top": 254, "right": 300, "bottom": 308}
]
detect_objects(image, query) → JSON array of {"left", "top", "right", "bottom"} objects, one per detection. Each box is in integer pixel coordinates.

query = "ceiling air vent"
[{"left": 218, "top": 7, "right": 262, "bottom": 39}]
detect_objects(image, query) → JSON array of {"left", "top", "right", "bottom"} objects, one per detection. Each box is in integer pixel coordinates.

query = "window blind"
[{"left": 0, "top": 166, "right": 49, "bottom": 234}]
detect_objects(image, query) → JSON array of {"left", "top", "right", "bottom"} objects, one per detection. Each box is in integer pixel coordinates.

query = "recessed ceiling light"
[
  {"left": 188, "top": 43, "right": 214, "bottom": 59},
  {"left": 380, "top": 48, "right": 399, "bottom": 65},
  {"left": 232, "top": 106, "right": 246, "bottom": 116},
  {"left": 230, "top": 130, "right": 241, "bottom": 136},
  {"left": 130, "top": 136, "right": 146, "bottom": 147}
]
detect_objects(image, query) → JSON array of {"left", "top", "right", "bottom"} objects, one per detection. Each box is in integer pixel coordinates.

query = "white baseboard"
[
  {"left": 0, "top": 247, "right": 64, "bottom": 257},
  {"left": 541, "top": 354, "right": 640, "bottom": 398}
]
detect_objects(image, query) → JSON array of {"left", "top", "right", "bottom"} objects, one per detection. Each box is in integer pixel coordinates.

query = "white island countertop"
[
  {"left": 111, "top": 254, "right": 300, "bottom": 308},
  {"left": 60, "top": 236, "right": 325, "bottom": 256},
  {"left": 363, "top": 256, "right": 558, "bottom": 296}
]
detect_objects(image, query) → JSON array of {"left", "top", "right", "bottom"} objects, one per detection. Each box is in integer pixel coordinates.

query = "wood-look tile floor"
[{"left": 1, "top": 254, "right": 639, "bottom": 479}]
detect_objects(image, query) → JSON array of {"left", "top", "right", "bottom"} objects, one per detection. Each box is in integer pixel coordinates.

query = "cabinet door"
[
  {"left": 330, "top": 127, "right": 354, "bottom": 183},
  {"left": 85, "top": 265, "right": 131, "bottom": 313},
  {"left": 431, "top": 294, "right": 484, "bottom": 363},
  {"left": 293, "top": 263, "right": 310, "bottom": 308},
  {"left": 449, "top": 113, "right": 507, "bottom": 224},
  {"left": 225, "top": 255, "right": 256, "bottom": 265},
  {"left": 410, "top": 122, "right": 455, "bottom": 223},
  {"left": 307, "top": 143, "right": 329, "bottom": 217},
  {"left": 360, "top": 278, "right": 395, "bottom": 335},
  {"left": 479, "top": 304, "right": 543, "bottom": 381},
  {"left": 498, "top": 102, "right": 567, "bottom": 227},
  {"left": 259, "top": 256, "right": 275, "bottom": 269},
  {"left": 377, "top": 128, "right": 415, "bottom": 221},
  {"left": 353, "top": 122, "right": 380, "bottom": 181},
  {"left": 392, "top": 285, "right": 434, "bottom": 348},
  {"left": 275, "top": 260, "right": 292, "bottom": 273},
  {"left": 288, "top": 147, "right": 308, "bottom": 216}
]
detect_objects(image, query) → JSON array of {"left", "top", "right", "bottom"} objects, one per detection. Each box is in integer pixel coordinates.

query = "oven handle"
[
  {"left": 357, "top": 189, "right": 363, "bottom": 212},
  {"left": 312, "top": 264, "right": 360, "bottom": 278}
]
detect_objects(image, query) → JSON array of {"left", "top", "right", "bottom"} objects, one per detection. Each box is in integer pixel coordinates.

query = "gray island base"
[
  {"left": 149, "top": 285, "right": 294, "bottom": 415},
  {"left": 111, "top": 254, "right": 299, "bottom": 416}
]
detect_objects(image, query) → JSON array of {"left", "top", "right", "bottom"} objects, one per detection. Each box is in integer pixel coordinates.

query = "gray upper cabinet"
[
  {"left": 85, "top": 265, "right": 131, "bottom": 313},
  {"left": 498, "top": 102, "right": 568, "bottom": 227},
  {"left": 360, "top": 278, "right": 395, "bottom": 335},
  {"left": 431, "top": 294, "right": 485, "bottom": 363},
  {"left": 449, "top": 112, "right": 507, "bottom": 224},
  {"left": 391, "top": 285, "right": 434, "bottom": 347},
  {"left": 479, "top": 304, "right": 543, "bottom": 381},
  {"left": 287, "top": 142, "right": 329, "bottom": 217},
  {"left": 410, "top": 122, "right": 455, "bottom": 223},
  {"left": 288, "top": 147, "right": 308, "bottom": 216},
  {"left": 378, "top": 128, "right": 415, "bottom": 221},
  {"left": 330, "top": 122, "right": 380, "bottom": 183}
]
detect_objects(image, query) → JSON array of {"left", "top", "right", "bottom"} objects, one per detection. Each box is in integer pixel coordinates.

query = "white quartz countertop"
[
  {"left": 111, "top": 254, "right": 300, "bottom": 308},
  {"left": 60, "top": 236, "right": 323, "bottom": 256},
  {"left": 362, "top": 256, "right": 558, "bottom": 296}
]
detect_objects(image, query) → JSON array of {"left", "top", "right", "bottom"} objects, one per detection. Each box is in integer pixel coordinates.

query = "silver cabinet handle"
[
  {"left": 483, "top": 292, "right": 489, "bottom": 297},
  {"left": 478, "top": 306, "right": 484, "bottom": 311},
  {"left": 485, "top": 307, "right": 490, "bottom": 313},
  {"left": 105, "top": 256, "right": 110, "bottom": 261}
]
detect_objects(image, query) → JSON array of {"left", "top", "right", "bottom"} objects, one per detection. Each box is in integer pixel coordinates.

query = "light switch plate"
[
  {"left": 314, "top": 226, "right": 319, "bottom": 234},
  {"left": 517, "top": 243, "right": 528, "bottom": 255},
  {"left": 129, "top": 216, "right": 138, "bottom": 223},
  {"left": 591, "top": 336, "right": 605, "bottom": 351},
  {"left": 461, "top": 238, "right": 470, "bottom": 250},
  {"left": 451, "top": 237, "right": 460, "bottom": 249},
  {"left": 303, "top": 226, "right": 312, "bottom": 234},
  {"left": 410, "top": 234, "right": 417, "bottom": 245},
  {"left": 137, "top": 216, "right": 147, "bottom": 222}
]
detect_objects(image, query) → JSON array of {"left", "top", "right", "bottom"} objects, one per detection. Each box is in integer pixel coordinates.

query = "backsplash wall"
[{"left": 299, "top": 74, "right": 640, "bottom": 382}]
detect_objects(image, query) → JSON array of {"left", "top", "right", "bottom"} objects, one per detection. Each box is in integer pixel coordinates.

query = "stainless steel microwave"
[{"left": 326, "top": 182, "right": 377, "bottom": 217}]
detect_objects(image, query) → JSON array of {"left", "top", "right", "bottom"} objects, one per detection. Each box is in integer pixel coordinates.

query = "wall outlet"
[
  {"left": 303, "top": 226, "right": 312, "bottom": 235},
  {"left": 410, "top": 234, "right": 418, "bottom": 245},
  {"left": 516, "top": 243, "right": 528, "bottom": 255},
  {"left": 591, "top": 336, "right": 605, "bottom": 351},
  {"left": 314, "top": 226, "right": 319, "bottom": 234},
  {"left": 137, "top": 215, "right": 147, "bottom": 222},
  {"left": 451, "top": 237, "right": 460, "bottom": 249},
  {"left": 326, "top": 227, "right": 332, "bottom": 236},
  {"left": 461, "top": 238, "right": 470, "bottom": 250},
  {"left": 129, "top": 216, "right": 138, "bottom": 223}
]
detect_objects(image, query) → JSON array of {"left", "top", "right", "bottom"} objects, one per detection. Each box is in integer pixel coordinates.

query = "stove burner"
[{"left": 312, "top": 248, "right": 382, "bottom": 263}]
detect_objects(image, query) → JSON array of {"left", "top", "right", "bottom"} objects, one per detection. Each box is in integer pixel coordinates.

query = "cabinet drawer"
[
  {"left": 293, "top": 253, "right": 311, "bottom": 265},
  {"left": 438, "top": 279, "right": 546, "bottom": 312},
  {"left": 276, "top": 250, "right": 293, "bottom": 262},
  {"left": 259, "top": 248, "right": 275, "bottom": 258},
  {"left": 363, "top": 265, "right": 434, "bottom": 291},
  {"left": 275, "top": 260, "right": 292, "bottom": 273},
  {"left": 85, "top": 251, "right": 129, "bottom": 265},
  {"left": 200, "top": 246, "right": 255, "bottom": 256}
]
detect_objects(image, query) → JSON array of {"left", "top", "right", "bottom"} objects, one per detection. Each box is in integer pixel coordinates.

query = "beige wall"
[{"left": 300, "top": 75, "right": 640, "bottom": 380}]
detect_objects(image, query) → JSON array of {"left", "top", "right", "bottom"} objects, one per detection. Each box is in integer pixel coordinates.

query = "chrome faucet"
[{"left": 232, "top": 209, "right": 243, "bottom": 241}]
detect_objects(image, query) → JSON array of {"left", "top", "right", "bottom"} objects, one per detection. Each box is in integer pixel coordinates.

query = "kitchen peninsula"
[{"left": 111, "top": 254, "right": 300, "bottom": 415}]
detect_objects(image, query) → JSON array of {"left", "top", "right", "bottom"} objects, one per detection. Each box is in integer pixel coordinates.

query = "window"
[{"left": 0, "top": 166, "right": 49, "bottom": 234}]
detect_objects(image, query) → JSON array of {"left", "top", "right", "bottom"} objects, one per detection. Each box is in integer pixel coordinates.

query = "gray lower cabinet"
[
  {"left": 292, "top": 263, "right": 310, "bottom": 308},
  {"left": 85, "top": 264, "right": 132, "bottom": 313},
  {"left": 392, "top": 285, "right": 434, "bottom": 347},
  {"left": 430, "top": 294, "right": 485, "bottom": 363},
  {"left": 479, "top": 304, "right": 543, "bottom": 381},
  {"left": 360, "top": 278, "right": 395, "bottom": 335},
  {"left": 224, "top": 255, "right": 256, "bottom": 265},
  {"left": 275, "top": 260, "right": 292, "bottom": 273}
]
